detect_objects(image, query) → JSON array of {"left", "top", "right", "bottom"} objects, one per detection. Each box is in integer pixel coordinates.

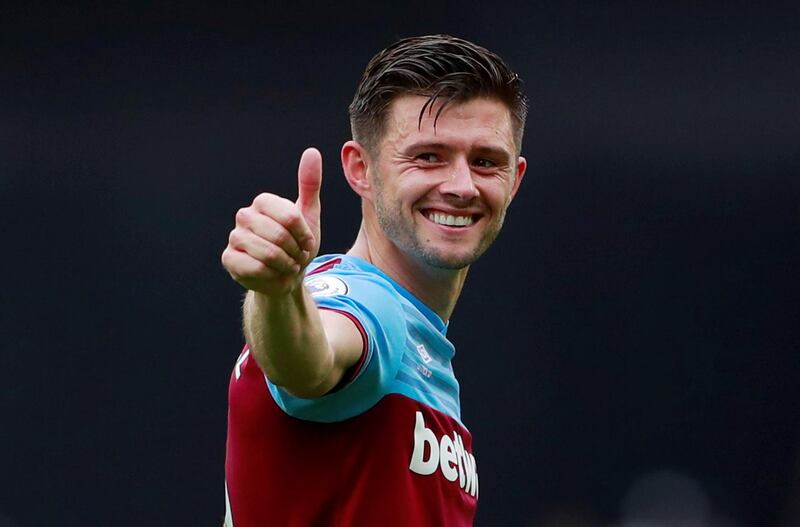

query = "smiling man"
[{"left": 221, "top": 35, "right": 527, "bottom": 527}]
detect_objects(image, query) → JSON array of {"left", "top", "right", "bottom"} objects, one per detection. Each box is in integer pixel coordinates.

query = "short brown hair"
[{"left": 349, "top": 34, "right": 528, "bottom": 157}]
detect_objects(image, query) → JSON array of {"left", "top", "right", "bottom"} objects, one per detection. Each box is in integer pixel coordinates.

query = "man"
[{"left": 221, "top": 34, "right": 527, "bottom": 526}]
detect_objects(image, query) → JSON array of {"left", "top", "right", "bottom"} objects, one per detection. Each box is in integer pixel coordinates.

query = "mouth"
[{"left": 420, "top": 209, "right": 481, "bottom": 228}]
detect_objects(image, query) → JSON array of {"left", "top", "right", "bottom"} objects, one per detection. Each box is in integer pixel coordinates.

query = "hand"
[{"left": 221, "top": 148, "right": 323, "bottom": 296}]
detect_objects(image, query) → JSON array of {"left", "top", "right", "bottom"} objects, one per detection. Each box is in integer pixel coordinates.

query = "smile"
[{"left": 423, "top": 210, "right": 476, "bottom": 228}]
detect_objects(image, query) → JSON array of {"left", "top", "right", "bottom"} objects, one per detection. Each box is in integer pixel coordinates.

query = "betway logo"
[{"left": 409, "top": 411, "right": 479, "bottom": 498}]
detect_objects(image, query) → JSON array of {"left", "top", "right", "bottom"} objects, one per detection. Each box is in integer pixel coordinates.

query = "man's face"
[{"left": 367, "top": 95, "right": 526, "bottom": 270}]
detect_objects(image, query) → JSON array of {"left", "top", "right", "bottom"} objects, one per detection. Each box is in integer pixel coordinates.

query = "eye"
[
  {"left": 416, "top": 152, "right": 441, "bottom": 163},
  {"left": 473, "top": 158, "right": 497, "bottom": 169}
]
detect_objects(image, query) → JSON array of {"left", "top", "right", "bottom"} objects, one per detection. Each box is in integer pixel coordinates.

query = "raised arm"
[{"left": 221, "top": 148, "right": 363, "bottom": 398}]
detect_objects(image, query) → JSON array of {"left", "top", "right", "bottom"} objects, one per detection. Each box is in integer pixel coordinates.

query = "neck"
[{"left": 347, "top": 222, "right": 469, "bottom": 321}]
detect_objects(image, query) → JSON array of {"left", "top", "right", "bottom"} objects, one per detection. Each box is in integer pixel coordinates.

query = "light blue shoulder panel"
[{"left": 268, "top": 255, "right": 464, "bottom": 426}]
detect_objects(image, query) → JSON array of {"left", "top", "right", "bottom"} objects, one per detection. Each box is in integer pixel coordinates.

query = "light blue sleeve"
[{"left": 266, "top": 270, "right": 406, "bottom": 423}]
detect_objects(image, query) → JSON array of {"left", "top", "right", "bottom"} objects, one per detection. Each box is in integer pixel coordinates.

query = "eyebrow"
[{"left": 403, "top": 141, "right": 512, "bottom": 160}]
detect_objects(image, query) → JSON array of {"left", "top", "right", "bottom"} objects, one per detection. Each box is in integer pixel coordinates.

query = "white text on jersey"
[{"left": 409, "top": 411, "right": 479, "bottom": 498}]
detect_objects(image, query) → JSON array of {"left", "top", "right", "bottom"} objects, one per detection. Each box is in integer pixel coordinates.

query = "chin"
[{"left": 417, "top": 247, "right": 482, "bottom": 270}]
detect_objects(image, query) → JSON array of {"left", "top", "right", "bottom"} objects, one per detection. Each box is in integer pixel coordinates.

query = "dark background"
[{"left": 2, "top": 2, "right": 799, "bottom": 526}]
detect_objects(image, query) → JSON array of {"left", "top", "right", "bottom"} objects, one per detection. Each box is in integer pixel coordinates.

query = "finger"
[
  {"left": 221, "top": 248, "right": 284, "bottom": 282},
  {"left": 238, "top": 210, "right": 306, "bottom": 261},
  {"left": 248, "top": 196, "right": 315, "bottom": 254},
  {"left": 296, "top": 147, "right": 322, "bottom": 237},
  {"left": 228, "top": 229, "right": 302, "bottom": 275}
]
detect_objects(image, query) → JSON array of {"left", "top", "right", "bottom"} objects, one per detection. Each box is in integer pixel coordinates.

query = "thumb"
[{"left": 296, "top": 147, "right": 322, "bottom": 243}]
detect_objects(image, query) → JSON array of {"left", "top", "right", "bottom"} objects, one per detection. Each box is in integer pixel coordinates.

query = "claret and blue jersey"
[{"left": 225, "top": 255, "right": 478, "bottom": 527}]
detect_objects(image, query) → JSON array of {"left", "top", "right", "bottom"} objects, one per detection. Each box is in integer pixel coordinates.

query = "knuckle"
[
  {"left": 228, "top": 229, "right": 243, "bottom": 247},
  {"left": 221, "top": 251, "right": 243, "bottom": 277},
  {"left": 253, "top": 192, "right": 279, "bottom": 209},
  {"left": 252, "top": 192, "right": 270, "bottom": 205},
  {"left": 272, "top": 228, "right": 290, "bottom": 246},
  {"left": 235, "top": 207, "right": 250, "bottom": 225},
  {"left": 262, "top": 244, "right": 278, "bottom": 261},
  {"left": 284, "top": 210, "right": 305, "bottom": 230}
]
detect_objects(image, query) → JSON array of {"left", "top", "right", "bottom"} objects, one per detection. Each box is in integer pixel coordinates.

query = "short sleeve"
[{"left": 266, "top": 267, "right": 407, "bottom": 423}]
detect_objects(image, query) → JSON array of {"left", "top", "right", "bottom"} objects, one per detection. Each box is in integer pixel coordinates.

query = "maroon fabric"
[{"left": 225, "top": 347, "right": 478, "bottom": 527}]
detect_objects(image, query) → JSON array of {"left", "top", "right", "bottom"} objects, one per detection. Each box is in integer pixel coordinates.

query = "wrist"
[{"left": 251, "top": 277, "right": 307, "bottom": 307}]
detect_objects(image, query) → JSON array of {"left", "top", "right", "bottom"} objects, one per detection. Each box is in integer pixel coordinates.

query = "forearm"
[
  {"left": 223, "top": 148, "right": 350, "bottom": 396},
  {"left": 243, "top": 287, "right": 334, "bottom": 396}
]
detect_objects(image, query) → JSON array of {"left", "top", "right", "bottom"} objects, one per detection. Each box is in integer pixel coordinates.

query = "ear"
[
  {"left": 341, "top": 140, "right": 372, "bottom": 199},
  {"left": 508, "top": 155, "right": 527, "bottom": 201}
]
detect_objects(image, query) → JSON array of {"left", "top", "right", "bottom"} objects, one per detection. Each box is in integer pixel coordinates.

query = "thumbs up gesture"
[
  {"left": 222, "top": 148, "right": 323, "bottom": 297},
  {"left": 295, "top": 147, "right": 322, "bottom": 258}
]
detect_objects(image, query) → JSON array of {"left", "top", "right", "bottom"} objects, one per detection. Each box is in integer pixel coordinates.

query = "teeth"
[{"left": 427, "top": 212, "right": 474, "bottom": 227}]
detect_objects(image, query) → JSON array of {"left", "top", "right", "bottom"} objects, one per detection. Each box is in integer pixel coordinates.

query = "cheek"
[
  {"left": 402, "top": 178, "right": 439, "bottom": 202},
  {"left": 477, "top": 181, "right": 512, "bottom": 209}
]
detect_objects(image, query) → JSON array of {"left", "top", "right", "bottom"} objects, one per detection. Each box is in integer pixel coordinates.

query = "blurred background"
[{"left": 1, "top": 2, "right": 798, "bottom": 525}]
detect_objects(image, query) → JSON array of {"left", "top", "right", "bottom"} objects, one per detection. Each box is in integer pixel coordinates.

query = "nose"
[{"left": 439, "top": 158, "right": 479, "bottom": 201}]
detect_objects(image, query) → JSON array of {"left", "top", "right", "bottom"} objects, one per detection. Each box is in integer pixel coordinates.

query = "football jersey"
[{"left": 224, "top": 254, "right": 478, "bottom": 527}]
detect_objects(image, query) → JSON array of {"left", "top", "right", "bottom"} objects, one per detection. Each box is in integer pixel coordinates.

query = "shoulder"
[
  {"left": 302, "top": 255, "right": 408, "bottom": 368},
  {"left": 304, "top": 255, "right": 405, "bottom": 313}
]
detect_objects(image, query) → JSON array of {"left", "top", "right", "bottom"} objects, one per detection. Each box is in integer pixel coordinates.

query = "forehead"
[{"left": 382, "top": 95, "right": 516, "bottom": 153}]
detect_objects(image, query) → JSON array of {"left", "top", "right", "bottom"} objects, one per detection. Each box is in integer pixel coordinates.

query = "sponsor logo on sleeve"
[{"left": 304, "top": 275, "right": 349, "bottom": 297}]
